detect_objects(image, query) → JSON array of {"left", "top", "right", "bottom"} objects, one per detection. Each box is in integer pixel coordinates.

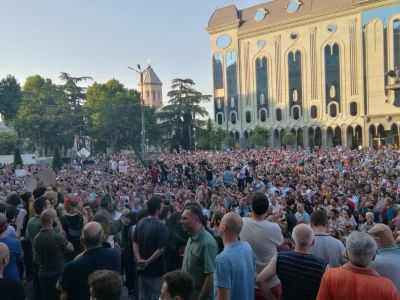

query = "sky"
[{"left": 0, "top": 0, "right": 265, "bottom": 115}]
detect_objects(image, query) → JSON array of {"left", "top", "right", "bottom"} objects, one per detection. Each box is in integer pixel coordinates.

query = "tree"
[
  {"left": 0, "top": 132, "right": 17, "bottom": 155},
  {"left": 0, "top": 75, "right": 23, "bottom": 126},
  {"left": 158, "top": 79, "right": 210, "bottom": 150},
  {"left": 13, "top": 148, "right": 23, "bottom": 166},
  {"left": 52, "top": 148, "right": 62, "bottom": 171},
  {"left": 14, "top": 75, "right": 77, "bottom": 155},
  {"left": 282, "top": 133, "right": 296, "bottom": 146},
  {"left": 250, "top": 126, "right": 270, "bottom": 149},
  {"left": 59, "top": 72, "right": 93, "bottom": 149},
  {"left": 84, "top": 79, "right": 160, "bottom": 152}
]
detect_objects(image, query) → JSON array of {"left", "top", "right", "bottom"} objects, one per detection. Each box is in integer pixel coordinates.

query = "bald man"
[
  {"left": 214, "top": 212, "right": 255, "bottom": 300},
  {"left": 0, "top": 242, "right": 25, "bottom": 300},
  {"left": 369, "top": 224, "right": 400, "bottom": 291},
  {"left": 58, "top": 221, "right": 121, "bottom": 300},
  {"left": 257, "top": 224, "right": 328, "bottom": 300}
]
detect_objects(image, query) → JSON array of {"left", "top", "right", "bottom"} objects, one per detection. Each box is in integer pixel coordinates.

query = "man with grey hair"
[
  {"left": 317, "top": 231, "right": 399, "bottom": 300},
  {"left": 257, "top": 224, "right": 328, "bottom": 300}
]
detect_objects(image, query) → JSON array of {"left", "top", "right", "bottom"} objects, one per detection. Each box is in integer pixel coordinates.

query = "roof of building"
[
  {"left": 140, "top": 65, "right": 162, "bottom": 86},
  {"left": 208, "top": 0, "right": 366, "bottom": 32}
]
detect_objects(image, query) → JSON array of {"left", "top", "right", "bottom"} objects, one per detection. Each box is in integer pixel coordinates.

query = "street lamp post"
[{"left": 128, "top": 64, "right": 150, "bottom": 158}]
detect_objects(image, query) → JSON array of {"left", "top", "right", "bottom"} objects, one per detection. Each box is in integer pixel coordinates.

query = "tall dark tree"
[
  {"left": 59, "top": 72, "right": 93, "bottom": 149},
  {"left": 0, "top": 75, "right": 23, "bottom": 126},
  {"left": 158, "top": 78, "right": 210, "bottom": 150}
]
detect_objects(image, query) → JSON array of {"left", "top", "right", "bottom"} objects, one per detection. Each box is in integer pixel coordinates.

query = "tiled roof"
[
  {"left": 141, "top": 65, "right": 162, "bottom": 86},
  {"left": 208, "top": 0, "right": 366, "bottom": 32}
]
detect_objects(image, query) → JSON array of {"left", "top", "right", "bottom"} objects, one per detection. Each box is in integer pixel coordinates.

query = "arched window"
[
  {"left": 393, "top": 19, "right": 400, "bottom": 106},
  {"left": 260, "top": 109, "right": 266, "bottom": 122},
  {"left": 350, "top": 102, "right": 357, "bottom": 116},
  {"left": 256, "top": 57, "right": 268, "bottom": 107},
  {"left": 226, "top": 50, "right": 238, "bottom": 101},
  {"left": 330, "top": 103, "right": 337, "bottom": 117},
  {"left": 217, "top": 113, "right": 223, "bottom": 125},
  {"left": 325, "top": 44, "right": 341, "bottom": 104},
  {"left": 293, "top": 106, "right": 300, "bottom": 120},
  {"left": 246, "top": 111, "right": 251, "bottom": 123},
  {"left": 231, "top": 112, "right": 237, "bottom": 124},
  {"left": 288, "top": 51, "right": 303, "bottom": 115},
  {"left": 276, "top": 108, "right": 282, "bottom": 121},
  {"left": 310, "top": 105, "right": 318, "bottom": 119},
  {"left": 212, "top": 53, "right": 224, "bottom": 92}
]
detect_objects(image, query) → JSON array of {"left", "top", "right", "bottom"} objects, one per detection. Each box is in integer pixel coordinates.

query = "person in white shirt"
[{"left": 240, "top": 192, "right": 284, "bottom": 299}]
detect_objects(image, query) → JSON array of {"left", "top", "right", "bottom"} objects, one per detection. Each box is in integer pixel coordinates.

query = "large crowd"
[{"left": 0, "top": 147, "right": 399, "bottom": 300}]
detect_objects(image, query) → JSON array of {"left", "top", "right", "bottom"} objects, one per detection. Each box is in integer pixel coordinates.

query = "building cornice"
[
  {"left": 235, "top": 0, "right": 399, "bottom": 40},
  {"left": 206, "top": 19, "right": 241, "bottom": 35}
]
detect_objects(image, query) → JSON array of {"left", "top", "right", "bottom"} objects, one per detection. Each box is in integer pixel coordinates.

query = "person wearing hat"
[
  {"left": 0, "top": 214, "right": 22, "bottom": 283},
  {"left": 368, "top": 223, "right": 400, "bottom": 291}
]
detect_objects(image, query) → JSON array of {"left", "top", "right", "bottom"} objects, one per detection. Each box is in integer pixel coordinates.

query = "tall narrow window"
[
  {"left": 212, "top": 53, "right": 224, "bottom": 93},
  {"left": 152, "top": 91, "right": 155, "bottom": 101},
  {"left": 325, "top": 44, "right": 341, "bottom": 107},
  {"left": 394, "top": 19, "right": 400, "bottom": 106},
  {"left": 217, "top": 113, "right": 223, "bottom": 125},
  {"left": 260, "top": 110, "right": 266, "bottom": 122},
  {"left": 276, "top": 108, "right": 282, "bottom": 121},
  {"left": 310, "top": 106, "right": 317, "bottom": 119},
  {"left": 288, "top": 51, "right": 302, "bottom": 115},
  {"left": 226, "top": 50, "right": 238, "bottom": 116},
  {"left": 231, "top": 112, "right": 237, "bottom": 124},
  {"left": 350, "top": 102, "right": 357, "bottom": 116},
  {"left": 256, "top": 57, "right": 268, "bottom": 109},
  {"left": 293, "top": 107, "right": 300, "bottom": 120},
  {"left": 330, "top": 104, "right": 337, "bottom": 117},
  {"left": 246, "top": 111, "right": 251, "bottom": 123}
]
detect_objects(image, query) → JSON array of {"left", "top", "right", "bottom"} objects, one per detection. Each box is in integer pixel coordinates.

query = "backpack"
[{"left": 64, "top": 214, "right": 84, "bottom": 238}]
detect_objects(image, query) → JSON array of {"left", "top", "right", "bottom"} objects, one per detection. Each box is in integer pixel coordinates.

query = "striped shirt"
[{"left": 277, "top": 252, "right": 327, "bottom": 300}]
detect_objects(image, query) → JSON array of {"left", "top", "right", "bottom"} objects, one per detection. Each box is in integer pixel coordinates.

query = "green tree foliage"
[
  {"left": 52, "top": 148, "right": 62, "bottom": 171},
  {"left": 13, "top": 148, "right": 23, "bottom": 166},
  {"left": 84, "top": 79, "right": 159, "bottom": 152},
  {"left": 282, "top": 133, "right": 296, "bottom": 146},
  {"left": 14, "top": 75, "right": 77, "bottom": 155},
  {"left": 0, "top": 75, "right": 23, "bottom": 126},
  {"left": 158, "top": 79, "right": 210, "bottom": 150},
  {"left": 59, "top": 72, "right": 93, "bottom": 148},
  {"left": 250, "top": 126, "right": 270, "bottom": 149},
  {"left": 0, "top": 132, "right": 17, "bottom": 155}
]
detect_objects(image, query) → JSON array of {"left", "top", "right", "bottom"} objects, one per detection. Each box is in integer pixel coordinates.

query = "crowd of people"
[{"left": 0, "top": 146, "right": 399, "bottom": 300}]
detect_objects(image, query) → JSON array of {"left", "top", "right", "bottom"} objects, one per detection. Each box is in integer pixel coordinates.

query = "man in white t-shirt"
[{"left": 240, "top": 192, "right": 284, "bottom": 299}]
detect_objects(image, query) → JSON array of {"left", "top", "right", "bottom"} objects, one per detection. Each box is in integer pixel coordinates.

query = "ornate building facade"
[{"left": 207, "top": 0, "right": 400, "bottom": 148}]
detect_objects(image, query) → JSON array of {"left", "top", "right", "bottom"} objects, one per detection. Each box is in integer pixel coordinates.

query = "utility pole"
[{"left": 128, "top": 64, "right": 151, "bottom": 158}]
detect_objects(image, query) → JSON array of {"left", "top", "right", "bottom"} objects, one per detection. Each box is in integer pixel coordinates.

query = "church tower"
[{"left": 138, "top": 65, "right": 163, "bottom": 110}]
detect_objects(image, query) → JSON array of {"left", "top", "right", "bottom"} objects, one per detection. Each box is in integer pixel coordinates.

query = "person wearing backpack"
[{"left": 60, "top": 196, "right": 85, "bottom": 261}]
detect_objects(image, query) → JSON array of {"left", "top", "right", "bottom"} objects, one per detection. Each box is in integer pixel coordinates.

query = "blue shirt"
[
  {"left": 0, "top": 237, "right": 22, "bottom": 282},
  {"left": 214, "top": 241, "right": 255, "bottom": 300},
  {"left": 222, "top": 170, "right": 233, "bottom": 185}
]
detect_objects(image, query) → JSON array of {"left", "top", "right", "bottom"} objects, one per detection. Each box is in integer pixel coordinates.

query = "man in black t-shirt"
[
  {"left": 133, "top": 197, "right": 168, "bottom": 300},
  {"left": 58, "top": 221, "right": 121, "bottom": 300},
  {"left": 0, "top": 242, "right": 25, "bottom": 300}
]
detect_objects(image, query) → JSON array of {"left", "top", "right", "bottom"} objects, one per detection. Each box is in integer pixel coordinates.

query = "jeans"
[{"left": 138, "top": 275, "right": 163, "bottom": 300}]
